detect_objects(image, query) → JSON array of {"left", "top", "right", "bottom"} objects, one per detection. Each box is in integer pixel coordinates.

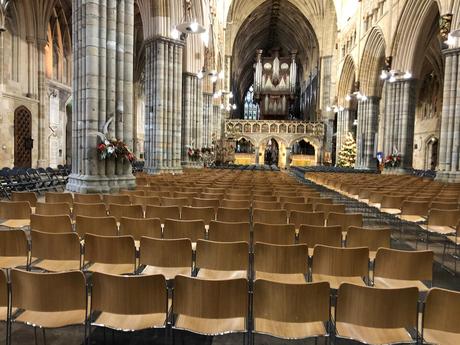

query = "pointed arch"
[{"left": 337, "top": 55, "right": 356, "bottom": 108}]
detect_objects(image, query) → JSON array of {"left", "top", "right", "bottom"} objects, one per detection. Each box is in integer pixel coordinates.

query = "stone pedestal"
[
  {"left": 356, "top": 96, "right": 379, "bottom": 170},
  {"left": 144, "top": 37, "right": 184, "bottom": 174},
  {"left": 382, "top": 79, "right": 416, "bottom": 169},
  {"left": 437, "top": 48, "right": 460, "bottom": 182},
  {"left": 67, "top": 0, "right": 136, "bottom": 193}
]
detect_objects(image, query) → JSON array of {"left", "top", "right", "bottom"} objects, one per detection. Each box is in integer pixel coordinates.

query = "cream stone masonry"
[
  {"left": 67, "top": 0, "right": 135, "bottom": 193},
  {"left": 356, "top": 96, "right": 379, "bottom": 169}
]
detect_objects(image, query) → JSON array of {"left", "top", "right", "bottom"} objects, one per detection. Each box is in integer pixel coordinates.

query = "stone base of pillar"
[
  {"left": 145, "top": 167, "right": 183, "bottom": 175},
  {"left": 381, "top": 168, "right": 411, "bottom": 175},
  {"left": 435, "top": 171, "right": 460, "bottom": 183},
  {"left": 67, "top": 174, "right": 136, "bottom": 193}
]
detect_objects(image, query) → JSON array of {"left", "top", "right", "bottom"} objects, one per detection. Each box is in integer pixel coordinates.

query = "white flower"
[
  {"left": 107, "top": 146, "right": 115, "bottom": 154},
  {"left": 104, "top": 140, "right": 110, "bottom": 145}
]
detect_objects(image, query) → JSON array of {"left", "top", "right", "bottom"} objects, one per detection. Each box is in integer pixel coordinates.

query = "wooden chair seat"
[
  {"left": 141, "top": 266, "right": 191, "bottom": 280},
  {"left": 398, "top": 215, "right": 426, "bottom": 223},
  {"left": 14, "top": 309, "right": 86, "bottom": 329},
  {"left": 0, "top": 219, "right": 30, "bottom": 228},
  {"left": 420, "top": 224, "right": 456, "bottom": 235},
  {"left": 447, "top": 234, "right": 459, "bottom": 245},
  {"left": 0, "top": 256, "right": 28, "bottom": 269},
  {"left": 31, "top": 259, "right": 80, "bottom": 272},
  {"left": 196, "top": 268, "right": 247, "bottom": 280},
  {"left": 380, "top": 208, "right": 401, "bottom": 215},
  {"left": 336, "top": 322, "right": 412, "bottom": 345},
  {"left": 254, "top": 318, "right": 326, "bottom": 339},
  {"left": 312, "top": 274, "right": 365, "bottom": 290},
  {"left": 373, "top": 277, "right": 429, "bottom": 292},
  {"left": 86, "top": 263, "right": 135, "bottom": 275},
  {"left": 255, "top": 272, "right": 306, "bottom": 284},
  {"left": 93, "top": 312, "right": 166, "bottom": 331},
  {"left": 174, "top": 315, "right": 246, "bottom": 335},
  {"left": 423, "top": 328, "right": 460, "bottom": 345},
  {"left": 367, "top": 202, "right": 381, "bottom": 209}
]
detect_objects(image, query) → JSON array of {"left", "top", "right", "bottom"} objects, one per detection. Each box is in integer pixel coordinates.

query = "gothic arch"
[
  {"left": 337, "top": 55, "right": 356, "bottom": 108},
  {"left": 358, "top": 27, "right": 386, "bottom": 98}
]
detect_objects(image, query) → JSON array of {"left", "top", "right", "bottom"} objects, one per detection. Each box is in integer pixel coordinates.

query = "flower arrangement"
[
  {"left": 97, "top": 139, "right": 136, "bottom": 162},
  {"left": 187, "top": 147, "right": 202, "bottom": 161},
  {"left": 384, "top": 151, "right": 402, "bottom": 168}
]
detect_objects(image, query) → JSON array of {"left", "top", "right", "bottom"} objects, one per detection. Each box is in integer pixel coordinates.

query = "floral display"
[
  {"left": 384, "top": 151, "right": 402, "bottom": 168},
  {"left": 97, "top": 139, "right": 136, "bottom": 162},
  {"left": 187, "top": 147, "right": 202, "bottom": 161}
]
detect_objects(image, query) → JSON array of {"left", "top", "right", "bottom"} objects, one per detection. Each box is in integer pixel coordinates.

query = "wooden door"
[{"left": 14, "top": 106, "right": 32, "bottom": 168}]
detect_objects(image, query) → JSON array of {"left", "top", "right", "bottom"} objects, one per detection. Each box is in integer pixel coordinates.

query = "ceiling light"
[
  {"left": 389, "top": 75, "right": 396, "bottom": 83},
  {"left": 345, "top": 95, "right": 351, "bottom": 102},
  {"left": 232, "top": 104, "right": 237, "bottom": 110},
  {"left": 197, "top": 71, "right": 204, "bottom": 80},
  {"left": 171, "top": 28, "right": 180, "bottom": 40},
  {"left": 403, "top": 71, "right": 412, "bottom": 79}
]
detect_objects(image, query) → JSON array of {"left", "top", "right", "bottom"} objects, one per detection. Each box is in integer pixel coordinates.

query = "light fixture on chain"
[{"left": 171, "top": 0, "right": 206, "bottom": 40}]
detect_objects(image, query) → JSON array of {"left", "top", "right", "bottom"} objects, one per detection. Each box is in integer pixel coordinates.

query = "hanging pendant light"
[{"left": 172, "top": 0, "right": 206, "bottom": 38}]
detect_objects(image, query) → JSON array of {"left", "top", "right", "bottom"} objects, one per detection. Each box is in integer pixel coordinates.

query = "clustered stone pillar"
[
  {"left": 382, "top": 79, "right": 416, "bottom": 170},
  {"left": 37, "top": 39, "right": 48, "bottom": 168},
  {"left": 356, "top": 96, "right": 379, "bottom": 169},
  {"left": 437, "top": 47, "right": 460, "bottom": 182},
  {"left": 213, "top": 105, "right": 222, "bottom": 140},
  {"left": 202, "top": 93, "right": 213, "bottom": 147},
  {"left": 181, "top": 73, "right": 203, "bottom": 167},
  {"left": 67, "top": 0, "right": 136, "bottom": 193},
  {"left": 335, "top": 108, "right": 353, "bottom": 161},
  {"left": 144, "top": 37, "right": 183, "bottom": 174}
]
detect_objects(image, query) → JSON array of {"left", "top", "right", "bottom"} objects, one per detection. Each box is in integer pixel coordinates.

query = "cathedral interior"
[{"left": 0, "top": 0, "right": 460, "bottom": 344}]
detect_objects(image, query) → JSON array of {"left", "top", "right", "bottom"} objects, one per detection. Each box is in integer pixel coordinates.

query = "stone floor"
[{"left": 3, "top": 172, "right": 460, "bottom": 344}]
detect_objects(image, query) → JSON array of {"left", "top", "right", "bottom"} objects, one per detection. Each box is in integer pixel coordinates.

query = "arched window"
[{"left": 243, "top": 85, "right": 260, "bottom": 120}]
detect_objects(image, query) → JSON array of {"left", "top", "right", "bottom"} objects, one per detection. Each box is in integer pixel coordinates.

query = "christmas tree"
[{"left": 337, "top": 132, "right": 357, "bottom": 168}]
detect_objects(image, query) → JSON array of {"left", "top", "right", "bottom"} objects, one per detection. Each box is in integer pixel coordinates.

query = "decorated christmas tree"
[{"left": 337, "top": 132, "right": 357, "bottom": 168}]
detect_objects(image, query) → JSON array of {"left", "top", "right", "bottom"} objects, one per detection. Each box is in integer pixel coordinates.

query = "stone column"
[
  {"left": 437, "top": 48, "right": 460, "bottom": 182},
  {"left": 37, "top": 39, "right": 48, "bottom": 168},
  {"left": 213, "top": 105, "right": 221, "bottom": 141},
  {"left": 181, "top": 73, "right": 203, "bottom": 167},
  {"left": 335, "top": 108, "right": 353, "bottom": 162},
  {"left": 382, "top": 79, "right": 416, "bottom": 170},
  {"left": 203, "top": 92, "right": 213, "bottom": 147},
  {"left": 356, "top": 96, "right": 379, "bottom": 169},
  {"left": 67, "top": 0, "right": 136, "bottom": 193},
  {"left": 144, "top": 36, "right": 183, "bottom": 174}
]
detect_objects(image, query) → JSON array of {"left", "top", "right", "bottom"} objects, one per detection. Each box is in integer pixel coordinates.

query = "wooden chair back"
[
  {"left": 283, "top": 202, "right": 313, "bottom": 214},
  {"left": 73, "top": 203, "right": 107, "bottom": 218},
  {"left": 346, "top": 227, "right": 391, "bottom": 252},
  {"left": 427, "top": 208, "right": 460, "bottom": 226},
  {"left": 92, "top": 273, "right": 167, "bottom": 317},
  {"left": 84, "top": 234, "right": 136, "bottom": 266},
  {"left": 336, "top": 283, "right": 418, "bottom": 329},
  {"left": 119, "top": 217, "right": 162, "bottom": 240},
  {"left": 401, "top": 201, "right": 430, "bottom": 216},
  {"left": 252, "top": 195, "right": 277, "bottom": 202},
  {"left": 216, "top": 207, "right": 250, "bottom": 223},
  {"left": 254, "top": 243, "right": 308, "bottom": 275},
  {"left": 161, "top": 197, "right": 189, "bottom": 208},
  {"left": 196, "top": 240, "right": 249, "bottom": 272},
  {"left": 35, "top": 202, "right": 71, "bottom": 216},
  {"left": 327, "top": 212, "right": 363, "bottom": 232},
  {"left": 208, "top": 221, "right": 250, "bottom": 243},
  {"left": 0, "top": 229, "right": 28, "bottom": 257},
  {"left": 163, "top": 219, "right": 205, "bottom": 242},
  {"left": 181, "top": 206, "right": 216, "bottom": 224},
  {"left": 0, "top": 270, "right": 6, "bottom": 310},
  {"left": 103, "top": 194, "right": 131, "bottom": 205},
  {"left": 278, "top": 196, "right": 305, "bottom": 204},
  {"left": 108, "top": 204, "right": 144, "bottom": 221},
  {"left": 252, "top": 201, "right": 282, "bottom": 210},
  {"left": 11, "top": 192, "right": 37, "bottom": 207},
  {"left": 298, "top": 225, "right": 342, "bottom": 248},
  {"left": 315, "top": 204, "right": 346, "bottom": 218},
  {"left": 374, "top": 248, "right": 433, "bottom": 281},
  {"left": 289, "top": 211, "right": 325, "bottom": 228},
  {"left": 253, "top": 223, "right": 295, "bottom": 245},
  {"left": 31, "top": 230, "right": 81, "bottom": 262},
  {"left": 30, "top": 214, "right": 73, "bottom": 233},
  {"left": 45, "top": 192, "right": 73, "bottom": 206},
  {"left": 221, "top": 199, "right": 251, "bottom": 208},
  {"left": 253, "top": 209, "right": 287, "bottom": 225},
  {"left": 191, "top": 198, "right": 220, "bottom": 210},
  {"left": 131, "top": 196, "right": 161, "bottom": 209},
  {"left": 74, "top": 193, "right": 102, "bottom": 204},
  {"left": 312, "top": 245, "right": 369, "bottom": 278},
  {"left": 139, "top": 237, "right": 192, "bottom": 269},
  {"left": 145, "top": 205, "right": 180, "bottom": 222},
  {"left": 0, "top": 201, "right": 31, "bottom": 219},
  {"left": 424, "top": 288, "right": 460, "bottom": 334},
  {"left": 75, "top": 215, "right": 118, "bottom": 238}
]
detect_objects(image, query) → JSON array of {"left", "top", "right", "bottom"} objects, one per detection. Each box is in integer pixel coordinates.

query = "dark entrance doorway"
[{"left": 14, "top": 106, "right": 33, "bottom": 168}]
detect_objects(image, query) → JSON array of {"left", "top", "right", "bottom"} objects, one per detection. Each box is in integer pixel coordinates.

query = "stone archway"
[{"left": 425, "top": 136, "right": 439, "bottom": 170}]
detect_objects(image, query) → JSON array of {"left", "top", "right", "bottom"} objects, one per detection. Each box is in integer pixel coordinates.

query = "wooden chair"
[
  {"left": 119, "top": 217, "right": 162, "bottom": 243},
  {"left": 195, "top": 240, "right": 249, "bottom": 279},
  {"left": 30, "top": 230, "right": 81, "bottom": 272},
  {"left": 108, "top": 204, "right": 144, "bottom": 222},
  {"left": 75, "top": 215, "right": 118, "bottom": 238},
  {"left": 0, "top": 269, "right": 7, "bottom": 343},
  {"left": 102, "top": 194, "right": 131, "bottom": 205},
  {"left": 252, "top": 201, "right": 282, "bottom": 210},
  {"left": 221, "top": 199, "right": 251, "bottom": 208},
  {"left": 172, "top": 276, "right": 248, "bottom": 338},
  {"left": 298, "top": 225, "right": 343, "bottom": 256},
  {"left": 311, "top": 245, "right": 369, "bottom": 289},
  {"left": 252, "top": 195, "right": 277, "bottom": 202},
  {"left": 373, "top": 248, "right": 433, "bottom": 292},
  {"left": 163, "top": 219, "right": 205, "bottom": 247},
  {"left": 84, "top": 234, "right": 136, "bottom": 275},
  {"left": 380, "top": 195, "right": 406, "bottom": 215},
  {"left": 430, "top": 201, "right": 459, "bottom": 210},
  {"left": 278, "top": 196, "right": 305, "bottom": 204},
  {"left": 398, "top": 201, "right": 430, "bottom": 223},
  {"left": 90, "top": 273, "right": 167, "bottom": 333},
  {"left": 315, "top": 204, "right": 346, "bottom": 218},
  {"left": 225, "top": 193, "right": 251, "bottom": 201},
  {"left": 11, "top": 191, "right": 37, "bottom": 208},
  {"left": 10, "top": 269, "right": 86, "bottom": 340},
  {"left": 145, "top": 205, "right": 180, "bottom": 223},
  {"left": 140, "top": 237, "right": 192, "bottom": 280},
  {"left": 35, "top": 202, "right": 71, "bottom": 216},
  {"left": 208, "top": 221, "right": 250, "bottom": 243},
  {"left": 346, "top": 227, "right": 391, "bottom": 261},
  {"left": 253, "top": 209, "right": 287, "bottom": 225},
  {"left": 192, "top": 198, "right": 220, "bottom": 210},
  {"left": 216, "top": 207, "right": 250, "bottom": 223},
  {"left": 253, "top": 243, "right": 308, "bottom": 283},
  {"left": 289, "top": 211, "right": 325, "bottom": 229},
  {"left": 253, "top": 223, "right": 295, "bottom": 245},
  {"left": 73, "top": 202, "right": 107, "bottom": 218},
  {"left": 327, "top": 212, "right": 363, "bottom": 239},
  {"left": 307, "top": 197, "right": 333, "bottom": 210},
  {"left": 161, "top": 197, "right": 189, "bottom": 208},
  {"left": 335, "top": 283, "right": 418, "bottom": 345},
  {"left": 0, "top": 230, "right": 28, "bottom": 269},
  {"left": 0, "top": 201, "right": 31, "bottom": 228},
  {"left": 45, "top": 192, "right": 73, "bottom": 206},
  {"left": 181, "top": 206, "right": 216, "bottom": 225},
  {"left": 200, "top": 193, "right": 224, "bottom": 201},
  {"left": 253, "top": 280, "right": 330, "bottom": 341},
  {"left": 131, "top": 195, "right": 161, "bottom": 210},
  {"left": 423, "top": 288, "right": 460, "bottom": 345},
  {"left": 283, "top": 202, "right": 313, "bottom": 215},
  {"left": 73, "top": 193, "right": 102, "bottom": 204},
  {"left": 420, "top": 209, "right": 460, "bottom": 238},
  {"left": 30, "top": 214, "right": 73, "bottom": 234}
]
